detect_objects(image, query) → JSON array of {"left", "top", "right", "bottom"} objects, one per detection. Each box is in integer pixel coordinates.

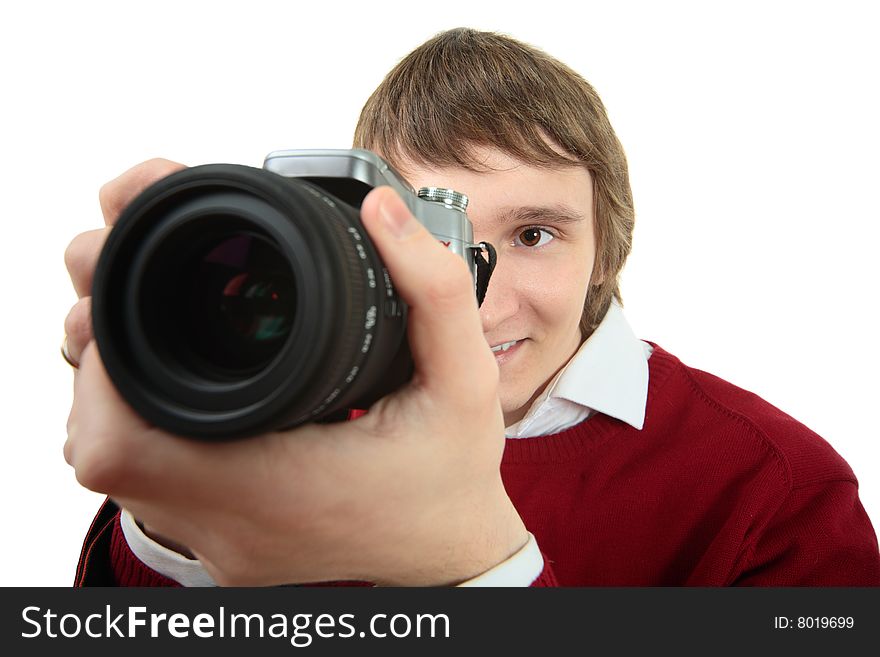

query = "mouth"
[{"left": 490, "top": 339, "right": 521, "bottom": 353}]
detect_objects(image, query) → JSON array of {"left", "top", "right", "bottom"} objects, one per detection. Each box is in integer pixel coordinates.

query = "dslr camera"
[{"left": 92, "top": 149, "right": 495, "bottom": 439}]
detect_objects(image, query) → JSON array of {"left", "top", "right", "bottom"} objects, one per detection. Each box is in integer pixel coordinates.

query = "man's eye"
[{"left": 515, "top": 227, "right": 554, "bottom": 248}]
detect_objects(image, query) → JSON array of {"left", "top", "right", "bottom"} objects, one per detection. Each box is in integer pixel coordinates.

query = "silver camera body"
[{"left": 263, "top": 148, "right": 483, "bottom": 283}]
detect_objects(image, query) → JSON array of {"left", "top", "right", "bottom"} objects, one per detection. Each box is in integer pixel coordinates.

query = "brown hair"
[{"left": 353, "top": 28, "right": 634, "bottom": 337}]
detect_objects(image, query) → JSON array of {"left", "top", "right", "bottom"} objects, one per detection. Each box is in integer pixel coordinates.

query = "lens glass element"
[{"left": 182, "top": 232, "right": 296, "bottom": 376}]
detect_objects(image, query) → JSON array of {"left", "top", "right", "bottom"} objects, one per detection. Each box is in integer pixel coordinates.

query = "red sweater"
[{"left": 75, "top": 343, "right": 880, "bottom": 586}]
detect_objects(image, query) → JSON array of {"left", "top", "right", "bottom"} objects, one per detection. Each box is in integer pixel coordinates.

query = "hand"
[
  {"left": 64, "top": 159, "right": 192, "bottom": 554},
  {"left": 65, "top": 176, "right": 528, "bottom": 586},
  {"left": 63, "top": 159, "right": 186, "bottom": 367}
]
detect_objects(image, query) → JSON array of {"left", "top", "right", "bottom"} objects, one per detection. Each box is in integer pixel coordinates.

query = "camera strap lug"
[{"left": 470, "top": 242, "right": 497, "bottom": 307}]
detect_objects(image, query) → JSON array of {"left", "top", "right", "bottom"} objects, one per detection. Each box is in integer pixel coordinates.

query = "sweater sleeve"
[
  {"left": 75, "top": 498, "right": 180, "bottom": 587},
  {"left": 110, "top": 513, "right": 183, "bottom": 587},
  {"left": 732, "top": 479, "right": 880, "bottom": 586},
  {"left": 118, "top": 509, "right": 214, "bottom": 586}
]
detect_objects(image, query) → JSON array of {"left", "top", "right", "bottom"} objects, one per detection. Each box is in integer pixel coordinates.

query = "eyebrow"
[{"left": 494, "top": 204, "right": 586, "bottom": 226}]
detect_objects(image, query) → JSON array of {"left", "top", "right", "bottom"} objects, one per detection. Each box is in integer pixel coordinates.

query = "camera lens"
[
  {"left": 91, "top": 164, "right": 413, "bottom": 439},
  {"left": 183, "top": 233, "right": 296, "bottom": 375}
]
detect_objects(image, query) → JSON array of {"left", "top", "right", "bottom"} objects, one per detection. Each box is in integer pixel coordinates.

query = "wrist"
[
  {"left": 372, "top": 491, "right": 529, "bottom": 587},
  {"left": 457, "top": 532, "right": 543, "bottom": 587}
]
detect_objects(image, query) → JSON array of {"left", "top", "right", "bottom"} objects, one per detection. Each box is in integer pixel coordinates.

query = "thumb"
[{"left": 359, "top": 186, "right": 498, "bottom": 403}]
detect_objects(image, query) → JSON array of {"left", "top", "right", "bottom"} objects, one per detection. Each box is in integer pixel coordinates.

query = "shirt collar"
[{"left": 506, "top": 299, "right": 650, "bottom": 436}]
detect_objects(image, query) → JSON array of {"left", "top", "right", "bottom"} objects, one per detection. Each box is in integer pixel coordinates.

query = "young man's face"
[{"left": 396, "top": 147, "right": 597, "bottom": 426}]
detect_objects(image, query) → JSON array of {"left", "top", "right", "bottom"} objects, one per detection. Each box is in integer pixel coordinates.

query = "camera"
[{"left": 91, "top": 149, "right": 495, "bottom": 440}]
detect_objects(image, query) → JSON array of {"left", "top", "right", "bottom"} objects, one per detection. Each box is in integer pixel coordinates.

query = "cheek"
[{"left": 515, "top": 255, "right": 592, "bottom": 339}]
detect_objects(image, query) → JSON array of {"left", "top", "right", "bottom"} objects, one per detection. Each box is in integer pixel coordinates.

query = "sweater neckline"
[{"left": 501, "top": 342, "right": 679, "bottom": 465}]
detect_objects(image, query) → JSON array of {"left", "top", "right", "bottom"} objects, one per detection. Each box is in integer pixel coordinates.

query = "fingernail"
[{"left": 379, "top": 194, "right": 419, "bottom": 239}]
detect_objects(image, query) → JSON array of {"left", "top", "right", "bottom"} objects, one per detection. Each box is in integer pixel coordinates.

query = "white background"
[{"left": 1, "top": 1, "right": 877, "bottom": 585}]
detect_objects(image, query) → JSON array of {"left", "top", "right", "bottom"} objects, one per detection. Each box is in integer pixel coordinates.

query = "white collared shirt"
[
  {"left": 121, "top": 299, "right": 652, "bottom": 586},
  {"left": 506, "top": 299, "right": 653, "bottom": 438}
]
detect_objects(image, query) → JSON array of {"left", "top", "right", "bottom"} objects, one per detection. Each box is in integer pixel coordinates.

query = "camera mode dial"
[{"left": 417, "top": 187, "right": 469, "bottom": 212}]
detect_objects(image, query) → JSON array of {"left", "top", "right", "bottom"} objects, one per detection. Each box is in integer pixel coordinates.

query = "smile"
[{"left": 490, "top": 340, "right": 520, "bottom": 353}]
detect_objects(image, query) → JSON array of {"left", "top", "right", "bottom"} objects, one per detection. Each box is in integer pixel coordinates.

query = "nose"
[{"left": 478, "top": 252, "right": 519, "bottom": 336}]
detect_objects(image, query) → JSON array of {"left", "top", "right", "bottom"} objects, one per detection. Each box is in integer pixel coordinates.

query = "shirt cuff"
[
  {"left": 119, "top": 509, "right": 217, "bottom": 587},
  {"left": 456, "top": 532, "right": 544, "bottom": 587}
]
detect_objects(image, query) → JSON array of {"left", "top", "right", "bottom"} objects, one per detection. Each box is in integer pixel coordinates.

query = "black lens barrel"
[{"left": 92, "top": 164, "right": 411, "bottom": 439}]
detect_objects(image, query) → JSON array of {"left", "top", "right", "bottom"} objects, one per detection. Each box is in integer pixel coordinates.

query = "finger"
[
  {"left": 65, "top": 341, "right": 152, "bottom": 492},
  {"left": 66, "top": 342, "right": 207, "bottom": 498},
  {"left": 359, "top": 187, "right": 498, "bottom": 404},
  {"left": 63, "top": 297, "right": 92, "bottom": 365},
  {"left": 99, "top": 158, "right": 186, "bottom": 226},
  {"left": 64, "top": 227, "right": 111, "bottom": 298},
  {"left": 66, "top": 342, "right": 282, "bottom": 504}
]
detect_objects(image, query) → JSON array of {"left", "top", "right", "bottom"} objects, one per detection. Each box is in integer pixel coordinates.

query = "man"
[{"left": 64, "top": 28, "right": 879, "bottom": 586}]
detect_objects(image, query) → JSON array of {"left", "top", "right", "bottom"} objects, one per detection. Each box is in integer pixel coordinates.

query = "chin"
[{"left": 499, "top": 392, "right": 531, "bottom": 427}]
